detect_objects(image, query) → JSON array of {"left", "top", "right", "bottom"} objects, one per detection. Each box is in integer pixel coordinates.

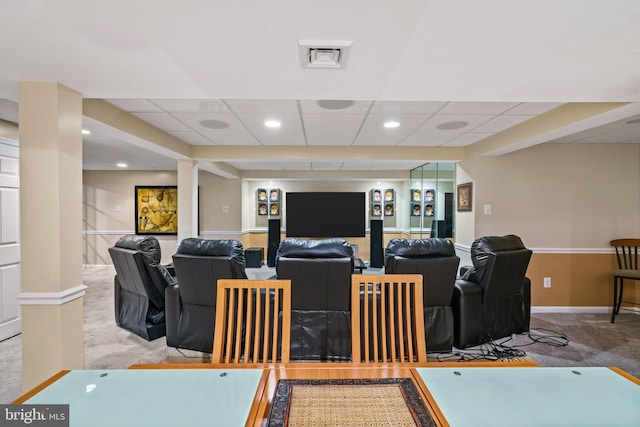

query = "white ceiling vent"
[{"left": 298, "top": 40, "right": 352, "bottom": 69}]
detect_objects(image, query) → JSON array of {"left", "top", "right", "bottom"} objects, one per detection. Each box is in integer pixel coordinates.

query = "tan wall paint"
[{"left": 459, "top": 143, "right": 640, "bottom": 248}]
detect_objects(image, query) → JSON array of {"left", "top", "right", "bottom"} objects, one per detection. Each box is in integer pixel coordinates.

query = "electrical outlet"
[{"left": 544, "top": 277, "right": 551, "bottom": 288}]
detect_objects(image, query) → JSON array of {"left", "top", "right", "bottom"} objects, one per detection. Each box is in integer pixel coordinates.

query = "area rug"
[{"left": 267, "top": 378, "right": 436, "bottom": 427}]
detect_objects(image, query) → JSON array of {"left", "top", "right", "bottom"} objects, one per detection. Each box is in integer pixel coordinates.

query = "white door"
[{"left": 0, "top": 143, "right": 21, "bottom": 341}]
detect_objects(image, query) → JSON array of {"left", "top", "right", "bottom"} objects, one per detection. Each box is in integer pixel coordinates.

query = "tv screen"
[{"left": 285, "top": 192, "right": 366, "bottom": 238}]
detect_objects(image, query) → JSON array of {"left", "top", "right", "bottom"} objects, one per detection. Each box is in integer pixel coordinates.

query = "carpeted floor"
[{"left": 1, "top": 265, "right": 639, "bottom": 403}]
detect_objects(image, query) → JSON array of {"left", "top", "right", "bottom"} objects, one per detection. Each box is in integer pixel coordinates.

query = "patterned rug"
[{"left": 267, "top": 378, "right": 436, "bottom": 427}]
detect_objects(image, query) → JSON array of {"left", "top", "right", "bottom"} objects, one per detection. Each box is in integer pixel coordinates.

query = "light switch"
[
  {"left": 483, "top": 204, "right": 492, "bottom": 215},
  {"left": 222, "top": 205, "right": 230, "bottom": 213},
  {"left": 115, "top": 204, "right": 122, "bottom": 212}
]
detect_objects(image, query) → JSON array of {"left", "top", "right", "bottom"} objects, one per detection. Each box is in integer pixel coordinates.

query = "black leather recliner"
[
  {"left": 385, "top": 238, "right": 460, "bottom": 352},
  {"left": 166, "top": 238, "right": 247, "bottom": 353},
  {"left": 452, "top": 235, "right": 532, "bottom": 348},
  {"left": 275, "top": 238, "right": 354, "bottom": 361},
  {"left": 108, "top": 235, "right": 175, "bottom": 341}
]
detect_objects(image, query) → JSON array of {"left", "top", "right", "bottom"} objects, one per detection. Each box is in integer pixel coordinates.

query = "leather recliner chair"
[
  {"left": 385, "top": 238, "right": 460, "bottom": 352},
  {"left": 108, "top": 235, "right": 175, "bottom": 341},
  {"left": 166, "top": 238, "right": 247, "bottom": 353},
  {"left": 275, "top": 238, "right": 354, "bottom": 361},
  {"left": 452, "top": 234, "right": 532, "bottom": 348}
]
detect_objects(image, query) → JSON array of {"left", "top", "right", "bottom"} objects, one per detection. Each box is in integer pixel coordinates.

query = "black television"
[{"left": 285, "top": 192, "right": 366, "bottom": 238}]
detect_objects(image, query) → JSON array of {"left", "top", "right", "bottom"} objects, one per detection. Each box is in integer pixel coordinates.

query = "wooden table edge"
[{"left": 11, "top": 370, "right": 71, "bottom": 404}]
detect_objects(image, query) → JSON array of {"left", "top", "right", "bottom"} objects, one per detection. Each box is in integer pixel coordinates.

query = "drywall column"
[
  {"left": 177, "top": 159, "right": 199, "bottom": 242},
  {"left": 17, "top": 82, "right": 85, "bottom": 392}
]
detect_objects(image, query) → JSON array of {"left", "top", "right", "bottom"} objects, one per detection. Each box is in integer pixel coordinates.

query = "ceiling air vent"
[{"left": 298, "top": 40, "right": 352, "bottom": 69}]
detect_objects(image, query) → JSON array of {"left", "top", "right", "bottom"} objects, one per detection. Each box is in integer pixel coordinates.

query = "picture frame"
[
  {"left": 269, "top": 202, "right": 280, "bottom": 216},
  {"left": 257, "top": 202, "right": 268, "bottom": 216},
  {"left": 384, "top": 189, "right": 394, "bottom": 202},
  {"left": 424, "top": 203, "right": 435, "bottom": 217},
  {"left": 411, "top": 188, "right": 422, "bottom": 202},
  {"left": 371, "top": 203, "right": 382, "bottom": 216},
  {"left": 424, "top": 189, "right": 435, "bottom": 203},
  {"left": 384, "top": 203, "right": 394, "bottom": 217},
  {"left": 135, "top": 186, "right": 178, "bottom": 235},
  {"left": 411, "top": 203, "right": 421, "bottom": 216},
  {"left": 269, "top": 188, "right": 280, "bottom": 202},
  {"left": 457, "top": 182, "right": 473, "bottom": 212},
  {"left": 371, "top": 188, "right": 383, "bottom": 203}
]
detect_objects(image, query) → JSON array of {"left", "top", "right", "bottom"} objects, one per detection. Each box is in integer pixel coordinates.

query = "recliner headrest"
[
  {"left": 177, "top": 238, "right": 244, "bottom": 258},
  {"left": 276, "top": 238, "right": 353, "bottom": 260},
  {"left": 114, "top": 234, "right": 161, "bottom": 263},
  {"left": 471, "top": 235, "right": 526, "bottom": 257},
  {"left": 385, "top": 238, "right": 455, "bottom": 258}
]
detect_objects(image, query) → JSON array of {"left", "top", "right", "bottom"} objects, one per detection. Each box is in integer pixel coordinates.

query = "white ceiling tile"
[
  {"left": 368, "top": 101, "right": 446, "bottom": 115},
  {"left": 415, "top": 114, "right": 495, "bottom": 133},
  {"left": 303, "top": 114, "right": 366, "bottom": 132},
  {"left": 472, "top": 115, "right": 534, "bottom": 133},
  {"left": 105, "top": 99, "right": 163, "bottom": 112},
  {"left": 360, "top": 114, "right": 428, "bottom": 134},
  {"left": 132, "top": 112, "right": 193, "bottom": 131},
  {"left": 299, "top": 100, "right": 373, "bottom": 114},
  {"left": 306, "top": 131, "right": 357, "bottom": 145},
  {"left": 151, "top": 99, "right": 229, "bottom": 113},
  {"left": 170, "top": 112, "right": 245, "bottom": 131},
  {"left": 167, "top": 130, "right": 215, "bottom": 145},
  {"left": 236, "top": 113, "right": 303, "bottom": 135},
  {"left": 353, "top": 132, "right": 406, "bottom": 146},
  {"left": 439, "top": 102, "right": 520, "bottom": 115},
  {"left": 399, "top": 132, "right": 461, "bottom": 146},
  {"left": 224, "top": 99, "right": 299, "bottom": 114}
]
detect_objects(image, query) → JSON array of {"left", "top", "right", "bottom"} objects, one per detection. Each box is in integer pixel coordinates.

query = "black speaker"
[
  {"left": 267, "top": 219, "right": 281, "bottom": 267},
  {"left": 370, "top": 220, "right": 384, "bottom": 268},
  {"left": 444, "top": 192, "right": 454, "bottom": 238}
]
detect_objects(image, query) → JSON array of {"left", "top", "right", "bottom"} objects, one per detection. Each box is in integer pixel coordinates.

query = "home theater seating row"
[{"left": 108, "top": 234, "right": 532, "bottom": 358}]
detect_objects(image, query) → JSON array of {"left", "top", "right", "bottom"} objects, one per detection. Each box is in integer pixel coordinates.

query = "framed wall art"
[
  {"left": 135, "top": 186, "right": 178, "bottom": 234},
  {"left": 457, "top": 182, "right": 472, "bottom": 212}
]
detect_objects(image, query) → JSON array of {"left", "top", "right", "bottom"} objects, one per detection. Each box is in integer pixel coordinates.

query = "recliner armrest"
[
  {"left": 452, "top": 279, "right": 484, "bottom": 348},
  {"left": 164, "top": 283, "right": 182, "bottom": 347}
]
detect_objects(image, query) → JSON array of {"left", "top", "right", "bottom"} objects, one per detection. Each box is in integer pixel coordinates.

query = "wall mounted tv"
[{"left": 285, "top": 192, "right": 366, "bottom": 238}]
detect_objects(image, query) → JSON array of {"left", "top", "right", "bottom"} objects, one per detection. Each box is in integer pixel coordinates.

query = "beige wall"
[
  {"left": 459, "top": 143, "right": 640, "bottom": 248},
  {"left": 459, "top": 142, "right": 640, "bottom": 307}
]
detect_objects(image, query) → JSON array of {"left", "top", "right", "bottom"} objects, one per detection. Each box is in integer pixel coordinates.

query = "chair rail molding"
[{"left": 17, "top": 284, "right": 88, "bottom": 306}]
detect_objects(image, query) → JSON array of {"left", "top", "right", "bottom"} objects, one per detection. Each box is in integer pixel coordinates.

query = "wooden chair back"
[
  {"left": 351, "top": 274, "right": 427, "bottom": 363},
  {"left": 212, "top": 279, "right": 291, "bottom": 364},
  {"left": 609, "top": 239, "right": 640, "bottom": 323}
]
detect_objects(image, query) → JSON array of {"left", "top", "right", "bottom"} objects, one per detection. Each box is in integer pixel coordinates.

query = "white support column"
[
  {"left": 177, "top": 159, "right": 199, "bottom": 242},
  {"left": 18, "top": 82, "right": 85, "bottom": 392}
]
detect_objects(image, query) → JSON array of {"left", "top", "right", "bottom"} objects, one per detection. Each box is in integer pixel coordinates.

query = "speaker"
[
  {"left": 444, "top": 192, "right": 454, "bottom": 238},
  {"left": 267, "top": 219, "right": 281, "bottom": 267},
  {"left": 369, "top": 220, "right": 384, "bottom": 268}
]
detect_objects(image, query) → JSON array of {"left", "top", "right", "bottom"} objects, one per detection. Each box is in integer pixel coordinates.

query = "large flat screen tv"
[{"left": 285, "top": 192, "right": 366, "bottom": 238}]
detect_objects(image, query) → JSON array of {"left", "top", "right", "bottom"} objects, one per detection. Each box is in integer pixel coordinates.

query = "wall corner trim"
[{"left": 17, "top": 284, "right": 88, "bottom": 306}]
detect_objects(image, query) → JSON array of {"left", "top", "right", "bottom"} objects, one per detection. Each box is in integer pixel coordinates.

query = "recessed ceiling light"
[
  {"left": 317, "top": 100, "right": 355, "bottom": 110},
  {"left": 199, "top": 119, "right": 229, "bottom": 129},
  {"left": 81, "top": 129, "right": 91, "bottom": 135},
  {"left": 264, "top": 120, "right": 281, "bottom": 128},
  {"left": 437, "top": 121, "right": 469, "bottom": 130},
  {"left": 384, "top": 121, "right": 400, "bottom": 129},
  {"left": 116, "top": 163, "right": 128, "bottom": 168}
]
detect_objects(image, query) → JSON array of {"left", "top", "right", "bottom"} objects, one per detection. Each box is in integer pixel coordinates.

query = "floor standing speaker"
[
  {"left": 444, "top": 192, "right": 454, "bottom": 238},
  {"left": 267, "top": 219, "right": 281, "bottom": 267},
  {"left": 370, "top": 219, "right": 384, "bottom": 268}
]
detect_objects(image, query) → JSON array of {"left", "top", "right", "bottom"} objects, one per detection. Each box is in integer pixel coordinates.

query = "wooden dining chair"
[
  {"left": 610, "top": 239, "right": 640, "bottom": 323},
  {"left": 212, "top": 279, "right": 291, "bottom": 364},
  {"left": 351, "top": 274, "right": 427, "bottom": 363}
]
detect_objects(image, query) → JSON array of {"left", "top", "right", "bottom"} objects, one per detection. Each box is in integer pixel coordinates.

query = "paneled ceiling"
[{"left": 1, "top": 1, "right": 640, "bottom": 174}]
